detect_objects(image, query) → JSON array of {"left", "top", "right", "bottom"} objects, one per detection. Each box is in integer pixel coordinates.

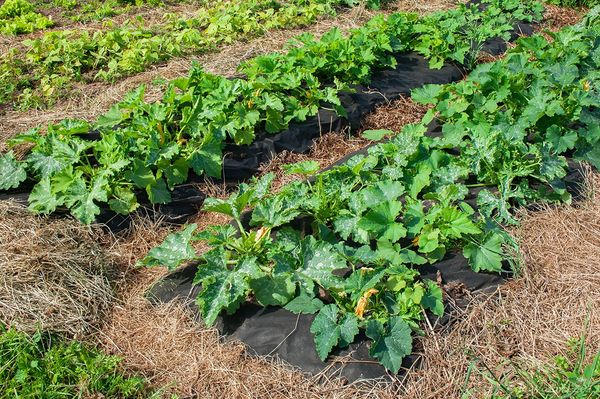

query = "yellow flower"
[{"left": 354, "top": 289, "right": 379, "bottom": 318}]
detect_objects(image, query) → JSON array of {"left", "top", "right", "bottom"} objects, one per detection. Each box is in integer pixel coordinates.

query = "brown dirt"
[{"left": 0, "top": 0, "right": 457, "bottom": 146}]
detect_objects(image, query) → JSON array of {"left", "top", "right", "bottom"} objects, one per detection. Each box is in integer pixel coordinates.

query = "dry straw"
[{"left": 0, "top": 201, "right": 119, "bottom": 338}]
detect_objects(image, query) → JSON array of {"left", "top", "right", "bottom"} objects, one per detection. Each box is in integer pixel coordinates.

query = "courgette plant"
[
  {"left": 0, "top": 0, "right": 545, "bottom": 224},
  {"left": 141, "top": 10, "right": 600, "bottom": 372}
]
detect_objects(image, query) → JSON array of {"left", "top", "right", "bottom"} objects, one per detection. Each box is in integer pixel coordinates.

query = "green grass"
[{"left": 0, "top": 326, "right": 160, "bottom": 398}]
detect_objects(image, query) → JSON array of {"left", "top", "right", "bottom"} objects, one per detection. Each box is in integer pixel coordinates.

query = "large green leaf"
[
  {"left": 0, "top": 152, "right": 27, "bottom": 190},
  {"left": 357, "top": 201, "right": 406, "bottom": 242},
  {"left": 283, "top": 160, "right": 320, "bottom": 176},
  {"left": 28, "top": 178, "right": 60, "bottom": 214},
  {"left": 310, "top": 305, "right": 359, "bottom": 361},
  {"left": 69, "top": 174, "right": 110, "bottom": 224},
  {"left": 147, "top": 178, "right": 172, "bottom": 204},
  {"left": 195, "top": 256, "right": 248, "bottom": 326},
  {"left": 411, "top": 83, "right": 443, "bottom": 104},
  {"left": 284, "top": 294, "right": 324, "bottom": 314},
  {"left": 189, "top": 137, "right": 222, "bottom": 178},
  {"left": 250, "top": 274, "right": 296, "bottom": 306},
  {"left": 422, "top": 280, "right": 444, "bottom": 317},
  {"left": 27, "top": 152, "right": 66, "bottom": 179},
  {"left": 140, "top": 224, "right": 199, "bottom": 269},
  {"left": 546, "top": 126, "right": 577, "bottom": 153},
  {"left": 108, "top": 186, "right": 139, "bottom": 215},
  {"left": 298, "top": 237, "right": 346, "bottom": 289},
  {"left": 365, "top": 317, "right": 412, "bottom": 373},
  {"left": 251, "top": 195, "right": 302, "bottom": 228},
  {"left": 463, "top": 232, "right": 504, "bottom": 272},
  {"left": 126, "top": 160, "right": 154, "bottom": 189}
]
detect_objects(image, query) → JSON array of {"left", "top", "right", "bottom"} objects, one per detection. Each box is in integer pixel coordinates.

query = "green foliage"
[
  {"left": 310, "top": 304, "right": 359, "bottom": 360},
  {"left": 141, "top": 7, "right": 600, "bottom": 372},
  {"left": 546, "top": 0, "right": 600, "bottom": 8},
  {"left": 365, "top": 316, "right": 413, "bottom": 373},
  {"left": 0, "top": 151, "right": 27, "bottom": 190},
  {"left": 0, "top": 0, "right": 53, "bottom": 35},
  {"left": 0, "top": 0, "right": 540, "bottom": 109},
  {"left": 0, "top": 1, "right": 543, "bottom": 223},
  {"left": 412, "top": 6, "right": 600, "bottom": 225},
  {"left": 44, "top": 0, "right": 164, "bottom": 20},
  {"left": 413, "top": 0, "right": 543, "bottom": 69},
  {"left": 0, "top": 0, "right": 350, "bottom": 109},
  {"left": 0, "top": 326, "right": 152, "bottom": 398}
]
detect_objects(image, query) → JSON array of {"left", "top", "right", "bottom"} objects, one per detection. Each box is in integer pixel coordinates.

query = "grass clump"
[{"left": 0, "top": 326, "right": 154, "bottom": 398}]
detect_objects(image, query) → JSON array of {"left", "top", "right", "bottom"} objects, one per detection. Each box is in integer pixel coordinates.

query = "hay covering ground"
[
  {"left": 0, "top": 201, "right": 119, "bottom": 339},
  {"left": 2, "top": 101, "right": 596, "bottom": 398},
  {"left": 1, "top": 2, "right": 596, "bottom": 397}
]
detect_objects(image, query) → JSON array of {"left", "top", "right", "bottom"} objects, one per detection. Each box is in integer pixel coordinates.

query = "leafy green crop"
[
  {"left": 0, "top": 0, "right": 541, "bottom": 109},
  {"left": 0, "top": 0, "right": 359, "bottom": 109},
  {"left": 412, "top": 6, "right": 600, "bottom": 225},
  {"left": 0, "top": 0, "right": 543, "bottom": 224},
  {"left": 546, "top": 0, "right": 600, "bottom": 8},
  {"left": 0, "top": 0, "right": 53, "bottom": 35},
  {"left": 0, "top": 326, "right": 153, "bottom": 398},
  {"left": 44, "top": 0, "right": 164, "bottom": 22},
  {"left": 413, "top": 0, "right": 543, "bottom": 69},
  {"left": 140, "top": 7, "right": 600, "bottom": 372}
]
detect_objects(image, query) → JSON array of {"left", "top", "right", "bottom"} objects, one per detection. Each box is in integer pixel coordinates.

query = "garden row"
[
  {"left": 0, "top": 0, "right": 54, "bottom": 35},
  {"left": 0, "top": 0, "right": 544, "bottom": 224},
  {"left": 0, "top": 0, "right": 171, "bottom": 36},
  {"left": 39, "top": 0, "right": 166, "bottom": 24},
  {"left": 141, "top": 7, "right": 600, "bottom": 373},
  {"left": 0, "top": 0, "right": 382, "bottom": 109},
  {"left": 0, "top": 0, "right": 190, "bottom": 36}
]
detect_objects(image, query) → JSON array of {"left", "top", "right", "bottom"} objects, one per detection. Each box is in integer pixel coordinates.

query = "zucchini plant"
[
  {"left": 0, "top": 0, "right": 544, "bottom": 224},
  {"left": 140, "top": 8, "right": 600, "bottom": 372}
]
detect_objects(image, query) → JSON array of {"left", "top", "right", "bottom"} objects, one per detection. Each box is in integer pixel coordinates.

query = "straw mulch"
[{"left": 0, "top": 201, "right": 120, "bottom": 339}]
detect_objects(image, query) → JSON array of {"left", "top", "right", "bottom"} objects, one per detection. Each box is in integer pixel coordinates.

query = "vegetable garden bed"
[
  {"left": 0, "top": 0, "right": 598, "bottom": 396},
  {"left": 137, "top": 3, "right": 600, "bottom": 380},
  {"left": 0, "top": 0, "right": 543, "bottom": 227}
]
